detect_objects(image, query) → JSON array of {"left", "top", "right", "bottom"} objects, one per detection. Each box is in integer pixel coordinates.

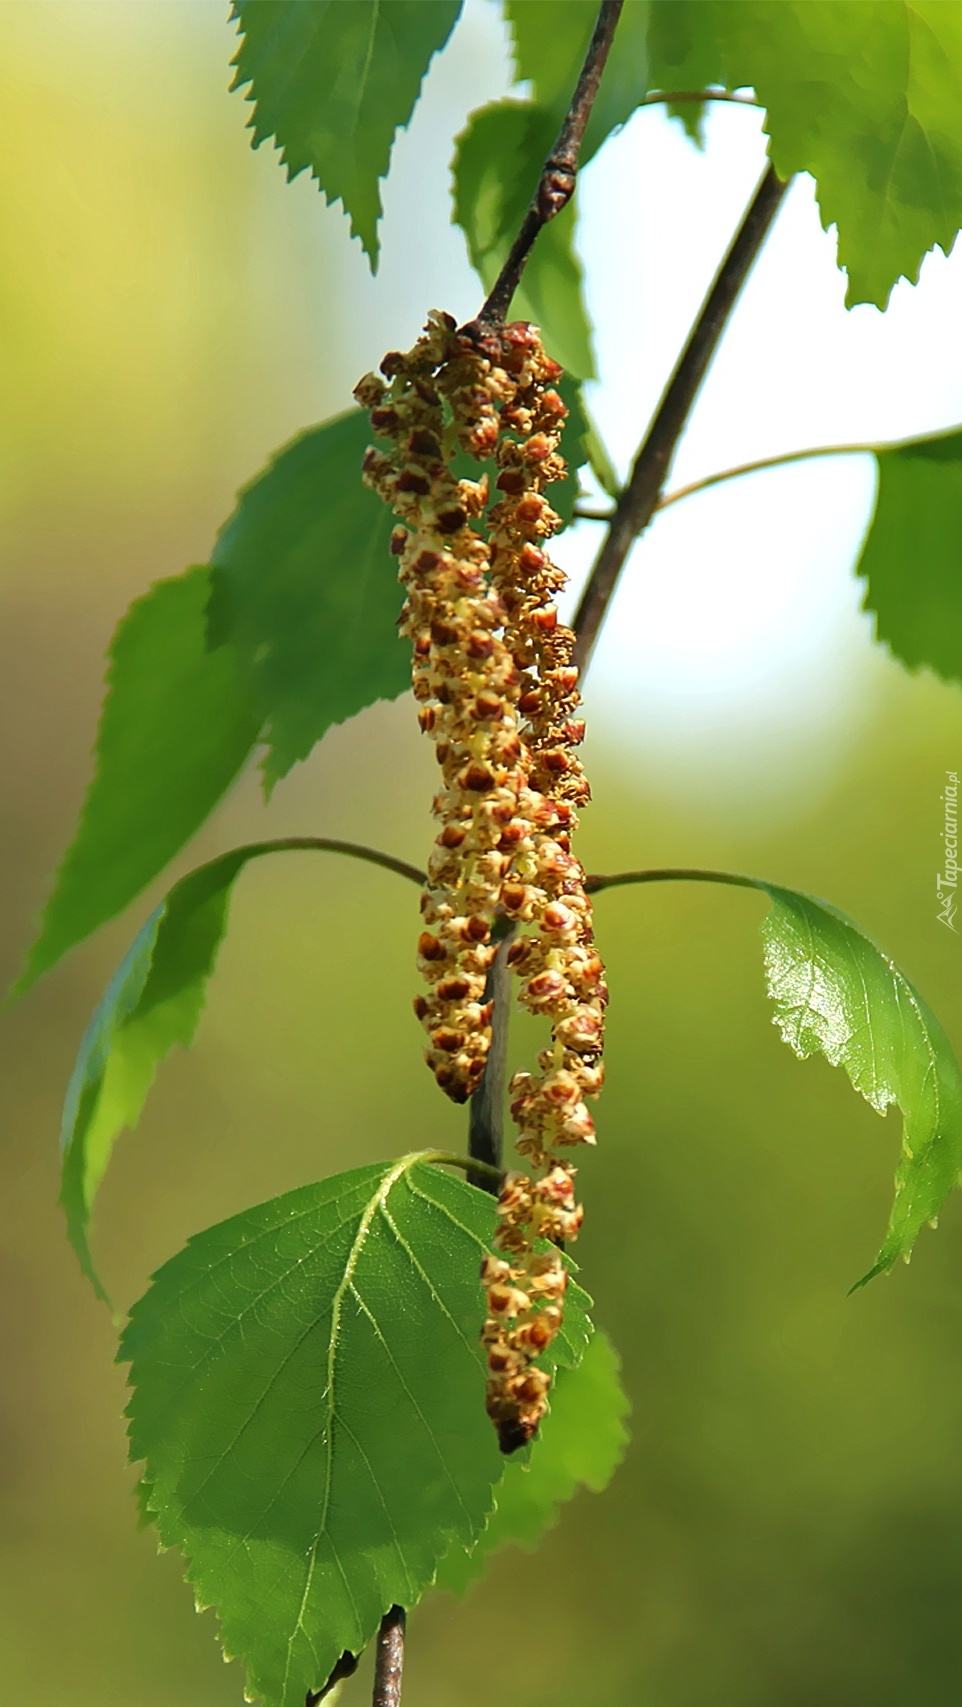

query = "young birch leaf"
[
  {"left": 435, "top": 1327, "right": 629, "bottom": 1597},
  {"left": 123, "top": 1157, "right": 592, "bottom": 1707},
  {"left": 62, "top": 845, "right": 280, "bottom": 1301},
  {"left": 855, "top": 428, "right": 962, "bottom": 684},
  {"left": 208, "top": 410, "right": 407, "bottom": 792},
  {"left": 595, "top": 872, "right": 962, "bottom": 1280},
  {"left": 16, "top": 569, "right": 261, "bottom": 995},
  {"left": 646, "top": 0, "right": 721, "bottom": 143},
  {"left": 230, "top": 0, "right": 463, "bottom": 268},
  {"left": 453, "top": 100, "right": 595, "bottom": 379},
  {"left": 647, "top": 1, "right": 962, "bottom": 308},
  {"left": 61, "top": 837, "right": 425, "bottom": 1301},
  {"left": 758, "top": 885, "right": 962, "bottom": 1285}
]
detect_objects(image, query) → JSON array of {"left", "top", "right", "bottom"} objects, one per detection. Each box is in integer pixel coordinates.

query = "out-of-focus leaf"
[
  {"left": 230, "top": 0, "right": 462, "bottom": 267},
  {"left": 554, "top": 372, "right": 591, "bottom": 525},
  {"left": 647, "top": 0, "right": 962, "bottom": 308},
  {"left": 16, "top": 569, "right": 261, "bottom": 994},
  {"left": 123, "top": 1156, "right": 592, "bottom": 1707},
  {"left": 592, "top": 870, "right": 962, "bottom": 1282},
  {"left": 856, "top": 427, "right": 962, "bottom": 684},
  {"left": 646, "top": 0, "right": 728, "bottom": 143},
  {"left": 453, "top": 100, "right": 594, "bottom": 379},
  {"left": 581, "top": 397, "right": 621, "bottom": 499},
  {"left": 209, "top": 410, "right": 407, "bottom": 792},
  {"left": 435, "top": 1327, "right": 629, "bottom": 1596}
]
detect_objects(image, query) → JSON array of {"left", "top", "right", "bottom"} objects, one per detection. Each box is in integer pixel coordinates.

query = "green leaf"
[
  {"left": 62, "top": 845, "right": 281, "bottom": 1302},
  {"left": 593, "top": 871, "right": 962, "bottom": 1281},
  {"left": 453, "top": 100, "right": 595, "bottom": 379},
  {"left": 208, "top": 410, "right": 408, "bottom": 792},
  {"left": 646, "top": 0, "right": 723, "bottom": 143},
  {"left": 580, "top": 396, "right": 621, "bottom": 500},
  {"left": 435, "top": 1327, "right": 629, "bottom": 1596},
  {"left": 16, "top": 569, "right": 261, "bottom": 995},
  {"left": 856, "top": 427, "right": 962, "bottom": 684},
  {"left": 60, "top": 838, "right": 425, "bottom": 1302},
  {"left": 122, "top": 1156, "right": 592, "bottom": 1707},
  {"left": 648, "top": 1, "right": 962, "bottom": 308},
  {"left": 553, "top": 372, "right": 591, "bottom": 526},
  {"left": 757, "top": 884, "right": 962, "bottom": 1285},
  {"left": 230, "top": 0, "right": 463, "bottom": 267}
]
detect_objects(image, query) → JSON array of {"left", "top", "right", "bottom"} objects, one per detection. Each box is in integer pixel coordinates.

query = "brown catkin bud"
[{"left": 355, "top": 311, "right": 605, "bottom": 1453}]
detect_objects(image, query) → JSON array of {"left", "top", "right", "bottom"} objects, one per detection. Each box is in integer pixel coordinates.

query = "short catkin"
[{"left": 356, "top": 312, "right": 605, "bottom": 1451}]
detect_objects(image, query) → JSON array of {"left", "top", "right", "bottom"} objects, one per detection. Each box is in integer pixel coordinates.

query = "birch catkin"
[{"left": 356, "top": 313, "right": 605, "bottom": 1451}]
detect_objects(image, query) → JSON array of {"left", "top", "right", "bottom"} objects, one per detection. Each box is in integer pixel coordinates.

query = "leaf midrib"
[{"left": 283, "top": 1153, "right": 422, "bottom": 1694}]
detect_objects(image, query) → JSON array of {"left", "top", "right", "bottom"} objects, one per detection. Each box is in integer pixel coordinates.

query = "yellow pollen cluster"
[{"left": 356, "top": 311, "right": 606, "bottom": 1452}]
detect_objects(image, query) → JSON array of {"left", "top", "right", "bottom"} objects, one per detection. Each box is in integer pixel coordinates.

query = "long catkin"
[{"left": 356, "top": 312, "right": 605, "bottom": 1450}]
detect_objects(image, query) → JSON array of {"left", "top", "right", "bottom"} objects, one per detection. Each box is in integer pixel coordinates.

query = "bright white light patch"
[{"left": 560, "top": 100, "right": 962, "bottom": 808}]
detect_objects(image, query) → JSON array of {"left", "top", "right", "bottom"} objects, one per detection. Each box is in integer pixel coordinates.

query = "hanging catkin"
[{"left": 356, "top": 312, "right": 605, "bottom": 1451}]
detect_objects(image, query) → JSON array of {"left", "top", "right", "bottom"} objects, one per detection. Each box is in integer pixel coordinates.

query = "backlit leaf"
[
  {"left": 208, "top": 410, "right": 407, "bottom": 792},
  {"left": 435, "top": 1327, "right": 629, "bottom": 1596},
  {"left": 123, "top": 1156, "right": 592, "bottom": 1707},
  {"left": 16, "top": 569, "right": 261, "bottom": 994},
  {"left": 856, "top": 427, "right": 962, "bottom": 685},
  {"left": 230, "top": 0, "right": 462, "bottom": 267},
  {"left": 647, "top": 0, "right": 962, "bottom": 308}
]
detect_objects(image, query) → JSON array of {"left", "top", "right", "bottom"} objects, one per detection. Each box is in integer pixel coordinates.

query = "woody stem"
[
  {"left": 466, "top": 164, "right": 788, "bottom": 1180},
  {"left": 463, "top": 0, "right": 624, "bottom": 334},
  {"left": 467, "top": 919, "right": 516, "bottom": 1191},
  {"left": 572, "top": 162, "right": 788, "bottom": 667},
  {"left": 372, "top": 1606, "right": 406, "bottom": 1707}
]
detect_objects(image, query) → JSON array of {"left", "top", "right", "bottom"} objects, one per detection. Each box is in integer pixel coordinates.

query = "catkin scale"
[{"left": 356, "top": 312, "right": 605, "bottom": 1450}]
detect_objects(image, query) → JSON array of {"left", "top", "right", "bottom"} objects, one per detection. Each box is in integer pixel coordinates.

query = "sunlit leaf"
[
  {"left": 208, "top": 410, "right": 407, "bottom": 792},
  {"left": 16, "top": 569, "right": 261, "bottom": 994},
  {"left": 856, "top": 427, "right": 962, "bottom": 684},
  {"left": 435, "top": 1327, "right": 629, "bottom": 1596},
  {"left": 647, "top": 0, "right": 962, "bottom": 308},
  {"left": 123, "top": 1156, "right": 592, "bottom": 1707},
  {"left": 593, "top": 871, "right": 962, "bottom": 1281},
  {"left": 230, "top": 0, "right": 462, "bottom": 267}
]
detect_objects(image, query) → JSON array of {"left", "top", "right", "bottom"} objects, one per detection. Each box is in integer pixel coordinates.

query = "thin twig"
[
  {"left": 305, "top": 1649, "right": 359, "bottom": 1704},
  {"left": 463, "top": 0, "right": 625, "bottom": 334},
  {"left": 206, "top": 836, "right": 425, "bottom": 889},
  {"left": 641, "top": 88, "right": 760, "bottom": 110},
  {"left": 585, "top": 867, "right": 762, "bottom": 895},
  {"left": 572, "top": 163, "right": 789, "bottom": 669},
  {"left": 655, "top": 439, "right": 890, "bottom": 512},
  {"left": 373, "top": 1606, "right": 406, "bottom": 1707},
  {"left": 573, "top": 436, "right": 891, "bottom": 525}
]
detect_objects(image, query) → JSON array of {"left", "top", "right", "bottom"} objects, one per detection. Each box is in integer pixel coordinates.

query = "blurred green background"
[{"left": 3, "top": 5, "right": 962, "bottom": 1706}]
